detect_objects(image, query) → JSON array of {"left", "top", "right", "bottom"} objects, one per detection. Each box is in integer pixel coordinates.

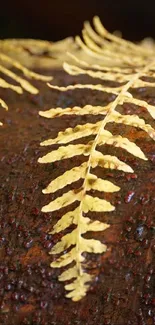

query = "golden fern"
[
  {"left": 38, "top": 17, "right": 155, "bottom": 301},
  {"left": 0, "top": 37, "right": 78, "bottom": 69},
  {"left": 0, "top": 37, "right": 78, "bottom": 125}
]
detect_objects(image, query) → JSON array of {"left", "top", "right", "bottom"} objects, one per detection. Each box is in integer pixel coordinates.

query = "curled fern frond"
[{"left": 38, "top": 17, "right": 155, "bottom": 301}]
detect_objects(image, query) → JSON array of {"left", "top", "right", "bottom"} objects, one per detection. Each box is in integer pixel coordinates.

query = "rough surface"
[{"left": 0, "top": 69, "right": 155, "bottom": 325}]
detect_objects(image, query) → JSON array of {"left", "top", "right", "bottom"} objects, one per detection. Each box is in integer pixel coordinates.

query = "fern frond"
[
  {"left": 38, "top": 17, "right": 155, "bottom": 301},
  {"left": 0, "top": 40, "right": 53, "bottom": 125}
]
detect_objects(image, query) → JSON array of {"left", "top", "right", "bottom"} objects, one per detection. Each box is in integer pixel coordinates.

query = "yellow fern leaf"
[
  {"left": 40, "top": 121, "right": 101, "bottom": 146},
  {"left": 43, "top": 163, "right": 87, "bottom": 194},
  {"left": 50, "top": 208, "right": 79, "bottom": 233},
  {"left": 66, "top": 51, "right": 136, "bottom": 73},
  {"left": 124, "top": 97, "right": 155, "bottom": 119},
  {"left": 0, "top": 64, "right": 38, "bottom": 94},
  {"left": 98, "top": 133, "right": 147, "bottom": 160},
  {"left": 86, "top": 174, "right": 120, "bottom": 192},
  {"left": 91, "top": 151, "right": 134, "bottom": 173},
  {"left": 40, "top": 120, "right": 150, "bottom": 161},
  {"left": 112, "top": 112, "right": 155, "bottom": 140},
  {"left": 51, "top": 248, "right": 78, "bottom": 268},
  {"left": 64, "top": 274, "right": 92, "bottom": 302},
  {"left": 92, "top": 16, "right": 151, "bottom": 57},
  {"left": 42, "top": 190, "right": 114, "bottom": 213},
  {"left": 63, "top": 62, "right": 155, "bottom": 89},
  {"left": 51, "top": 209, "right": 109, "bottom": 234},
  {"left": 39, "top": 104, "right": 109, "bottom": 118},
  {"left": 48, "top": 83, "right": 122, "bottom": 95},
  {"left": 42, "top": 190, "right": 81, "bottom": 212},
  {"left": 82, "top": 195, "right": 114, "bottom": 213},
  {"left": 39, "top": 143, "right": 91, "bottom": 163},
  {"left": 0, "top": 77, "right": 22, "bottom": 94},
  {"left": 38, "top": 16, "right": 155, "bottom": 301},
  {"left": 0, "top": 53, "right": 52, "bottom": 81},
  {"left": 51, "top": 230, "right": 109, "bottom": 255},
  {"left": 41, "top": 121, "right": 147, "bottom": 160},
  {"left": 43, "top": 163, "right": 119, "bottom": 194}
]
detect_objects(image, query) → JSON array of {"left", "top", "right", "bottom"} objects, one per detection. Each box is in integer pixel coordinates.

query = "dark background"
[{"left": 0, "top": 0, "right": 155, "bottom": 41}]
